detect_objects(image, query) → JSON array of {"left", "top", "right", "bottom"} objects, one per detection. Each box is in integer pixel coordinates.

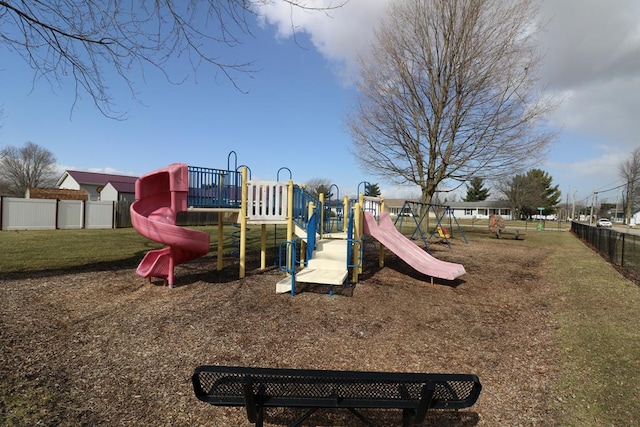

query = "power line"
[{"left": 594, "top": 181, "right": 626, "bottom": 195}]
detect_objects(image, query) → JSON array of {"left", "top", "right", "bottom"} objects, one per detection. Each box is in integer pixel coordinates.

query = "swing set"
[{"left": 394, "top": 201, "right": 467, "bottom": 252}]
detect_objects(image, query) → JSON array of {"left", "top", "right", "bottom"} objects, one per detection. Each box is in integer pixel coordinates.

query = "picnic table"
[{"left": 192, "top": 365, "right": 482, "bottom": 426}]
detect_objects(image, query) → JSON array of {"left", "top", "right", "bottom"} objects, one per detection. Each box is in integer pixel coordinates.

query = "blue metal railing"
[
  {"left": 278, "top": 239, "right": 301, "bottom": 296},
  {"left": 292, "top": 185, "right": 322, "bottom": 234},
  {"left": 187, "top": 165, "right": 242, "bottom": 208},
  {"left": 306, "top": 211, "right": 317, "bottom": 263}
]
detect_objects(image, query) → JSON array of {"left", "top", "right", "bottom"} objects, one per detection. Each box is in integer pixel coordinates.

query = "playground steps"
[
  {"left": 294, "top": 223, "right": 308, "bottom": 240},
  {"left": 276, "top": 239, "right": 349, "bottom": 293}
]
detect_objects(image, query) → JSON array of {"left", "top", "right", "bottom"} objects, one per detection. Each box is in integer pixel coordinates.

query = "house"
[
  {"left": 383, "top": 199, "right": 417, "bottom": 217},
  {"left": 100, "top": 181, "right": 137, "bottom": 202},
  {"left": 383, "top": 199, "right": 515, "bottom": 220},
  {"left": 447, "top": 201, "right": 514, "bottom": 220},
  {"left": 57, "top": 170, "right": 138, "bottom": 201}
]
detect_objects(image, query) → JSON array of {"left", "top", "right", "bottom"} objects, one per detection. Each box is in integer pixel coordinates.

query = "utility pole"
[
  {"left": 571, "top": 188, "right": 576, "bottom": 221},
  {"left": 589, "top": 188, "right": 595, "bottom": 225},
  {"left": 615, "top": 188, "right": 619, "bottom": 223}
]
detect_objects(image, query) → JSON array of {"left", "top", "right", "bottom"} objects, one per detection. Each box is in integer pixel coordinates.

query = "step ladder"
[{"left": 276, "top": 239, "right": 348, "bottom": 294}]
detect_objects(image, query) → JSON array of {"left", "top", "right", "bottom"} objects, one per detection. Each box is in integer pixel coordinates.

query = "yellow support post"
[
  {"left": 379, "top": 197, "right": 385, "bottom": 268},
  {"left": 342, "top": 196, "right": 349, "bottom": 232},
  {"left": 239, "top": 166, "right": 248, "bottom": 279},
  {"left": 318, "top": 193, "right": 324, "bottom": 239},
  {"left": 260, "top": 224, "right": 267, "bottom": 270},
  {"left": 358, "top": 194, "right": 364, "bottom": 275},
  {"left": 352, "top": 203, "right": 361, "bottom": 283},
  {"left": 286, "top": 180, "right": 294, "bottom": 272}
]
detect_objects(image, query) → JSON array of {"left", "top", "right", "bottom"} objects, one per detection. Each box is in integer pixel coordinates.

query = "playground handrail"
[
  {"left": 306, "top": 210, "right": 317, "bottom": 262},
  {"left": 187, "top": 165, "right": 242, "bottom": 208},
  {"left": 292, "top": 185, "right": 322, "bottom": 234},
  {"left": 278, "top": 239, "right": 299, "bottom": 296}
]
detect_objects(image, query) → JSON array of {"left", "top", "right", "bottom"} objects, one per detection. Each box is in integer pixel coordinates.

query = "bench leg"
[
  {"left": 254, "top": 408, "right": 264, "bottom": 427},
  {"left": 402, "top": 409, "right": 412, "bottom": 427},
  {"left": 290, "top": 408, "right": 317, "bottom": 427},
  {"left": 243, "top": 378, "right": 264, "bottom": 426},
  {"left": 347, "top": 408, "right": 377, "bottom": 426},
  {"left": 415, "top": 381, "right": 435, "bottom": 423},
  {"left": 290, "top": 407, "right": 376, "bottom": 427}
]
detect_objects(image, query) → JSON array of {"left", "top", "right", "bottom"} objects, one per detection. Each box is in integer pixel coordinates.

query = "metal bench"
[
  {"left": 192, "top": 365, "right": 482, "bottom": 426},
  {"left": 495, "top": 228, "right": 526, "bottom": 240}
]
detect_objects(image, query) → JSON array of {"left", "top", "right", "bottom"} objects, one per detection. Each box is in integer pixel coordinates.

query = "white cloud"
[
  {"left": 257, "top": 0, "right": 640, "bottom": 197},
  {"left": 255, "top": 0, "right": 391, "bottom": 83},
  {"left": 258, "top": 1, "right": 640, "bottom": 146},
  {"left": 539, "top": 0, "right": 640, "bottom": 147}
]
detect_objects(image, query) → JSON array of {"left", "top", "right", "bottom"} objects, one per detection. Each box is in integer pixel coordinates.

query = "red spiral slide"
[{"left": 130, "top": 163, "right": 210, "bottom": 287}]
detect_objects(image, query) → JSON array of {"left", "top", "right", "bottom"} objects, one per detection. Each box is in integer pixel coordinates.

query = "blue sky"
[{"left": 2, "top": 0, "right": 640, "bottom": 206}]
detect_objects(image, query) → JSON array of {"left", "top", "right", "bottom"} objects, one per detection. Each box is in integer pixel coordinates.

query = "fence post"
[
  {"left": 621, "top": 233, "right": 625, "bottom": 267},
  {"left": 81, "top": 200, "right": 86, "bottom": 229}
]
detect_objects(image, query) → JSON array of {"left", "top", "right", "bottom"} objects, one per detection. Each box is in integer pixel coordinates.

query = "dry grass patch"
[{"left": 3, "top": 227, "right": 637, "bottom": 426}]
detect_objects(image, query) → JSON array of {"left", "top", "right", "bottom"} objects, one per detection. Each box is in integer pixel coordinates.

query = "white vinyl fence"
[{"left": 0, "top": 197, "right": 114, "bottom": 230}]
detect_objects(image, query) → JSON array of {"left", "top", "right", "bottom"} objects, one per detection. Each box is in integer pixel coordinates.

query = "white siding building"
[
  {"left": 57, "top": 170, "right": 137, "bottom": 201},
  {"left": 384, "top": 199, "right": 514, "bottom": 220}
]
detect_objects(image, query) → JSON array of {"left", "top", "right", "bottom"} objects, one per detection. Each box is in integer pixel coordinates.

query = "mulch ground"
[{"left": 1, "top": 233, "right": 559, "bottom": 426}]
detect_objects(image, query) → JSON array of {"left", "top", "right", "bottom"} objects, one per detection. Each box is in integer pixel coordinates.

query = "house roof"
[
  {"left": 57, "top": 170, "right": 138, "bottom": 187},
  {"left": 106, "top": 180, "right": 136, "bottom": 194},
  {"left": 27, "top": 187, "right": 88, "bottom": 201}
]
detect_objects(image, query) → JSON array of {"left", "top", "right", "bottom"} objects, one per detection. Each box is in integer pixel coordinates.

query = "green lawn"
[{"left": 545, "top": 232, "right": 640, "bottom": 426}]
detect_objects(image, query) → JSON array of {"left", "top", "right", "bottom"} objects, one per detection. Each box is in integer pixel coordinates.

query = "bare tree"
[
  {"left": 0, "top": 142, "right": 58, "bottom": 197},
  {"left": 618, "top": 147, "right": 640, "bottom": 224},
  {"left": 304, "top": 177, "right": 334, "bottom": 199},
  {"left": 0, "top": 1, "right": 344, "bottom": 117},
  {"left": 347, "top": 0, "right": 555, "bottom": 204}
]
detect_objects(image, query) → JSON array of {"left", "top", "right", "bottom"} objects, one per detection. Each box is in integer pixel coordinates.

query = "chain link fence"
[{"left": 572, "top": 221, "right": 640, "bottom": 282}]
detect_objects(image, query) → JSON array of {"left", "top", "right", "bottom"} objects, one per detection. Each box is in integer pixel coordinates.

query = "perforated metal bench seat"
[{"left": 192, "top": 365, "right": 482, "bottom": 427}]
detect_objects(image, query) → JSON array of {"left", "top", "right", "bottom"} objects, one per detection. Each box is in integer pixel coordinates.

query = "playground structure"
[
  {"left": 394, "top": 201, "right": 467, "bottom": 251},
  {"left": 130, "top": 154, "right": 466, "bottom": 291}
]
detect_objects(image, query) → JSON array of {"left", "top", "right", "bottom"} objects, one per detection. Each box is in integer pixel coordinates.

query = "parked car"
[{"left": 596, "top": 218, "right": 613, "bottom": 228}]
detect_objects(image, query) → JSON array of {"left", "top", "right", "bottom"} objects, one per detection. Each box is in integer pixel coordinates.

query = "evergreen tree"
[
  {"left": 501, "top": 169, "right": 561, "bottom": 219},
  {"left": 463, "top": 177, "right": 490, "bottom": 202},
  {"left": 365, "top": 183, "right": 381, "bottom": 197}
]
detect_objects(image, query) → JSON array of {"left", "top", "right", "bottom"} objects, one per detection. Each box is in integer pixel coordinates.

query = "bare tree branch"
[
  {"left": 347, "top": 0, "right": 556, "bottom": 204},
  {"left": 0, "top": 1, "right": 346, "bottom": 118}
]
